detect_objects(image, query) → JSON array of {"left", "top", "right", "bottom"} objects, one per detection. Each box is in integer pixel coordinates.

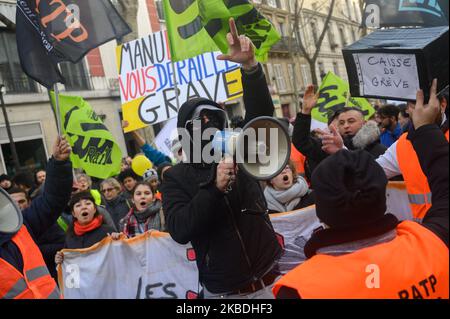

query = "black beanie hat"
[{"left": 312, "top": 150, "right": 388, "bottom": 229}]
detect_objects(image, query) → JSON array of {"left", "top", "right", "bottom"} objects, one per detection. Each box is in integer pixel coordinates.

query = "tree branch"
[{"left": 0, "top": 12, "right": 15, "bottom": 31}]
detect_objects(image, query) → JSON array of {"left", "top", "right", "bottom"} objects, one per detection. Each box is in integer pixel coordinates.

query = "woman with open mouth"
[
  {"left": 264, "top": 161, "right": 315, "bottom": 214},
  {"left": 120, "top": 182, "right": 165, "bottom": 238},
  {"left": 55, "top": 191, "right": 120, "bottom": 265}
]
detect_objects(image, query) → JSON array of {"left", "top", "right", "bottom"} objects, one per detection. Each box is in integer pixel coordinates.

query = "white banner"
[
  {"left": 154, "top": 118, "right": 178, "bottom": 160},
  {"left": 58, "top": 183, "right": 411, "bottom": 298}
]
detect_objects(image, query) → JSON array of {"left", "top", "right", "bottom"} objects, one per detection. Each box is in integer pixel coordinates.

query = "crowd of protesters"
[{"left": 0, "top": 19, "right": 448, "bottom": 300}]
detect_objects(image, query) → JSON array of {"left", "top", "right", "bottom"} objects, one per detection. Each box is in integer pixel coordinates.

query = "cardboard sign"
[
  {"left": 353, "top": 53, "right": 420, "bottom": 100},
  {"left": 117, "top": 31, "right": 244, "bottom": 133},
  {"left": 343, "top": 26, "right": 449, "bottom": 101}
]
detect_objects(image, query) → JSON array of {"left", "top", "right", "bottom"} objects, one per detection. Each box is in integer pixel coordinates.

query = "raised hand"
[
  {"left": 217, "top": 18, "right": 257, "bottom": 71},
  {"left": 52, "top": 136, "right": 71, "bottom": 161},
  {"left": 302, "top": 85, "right": 319, "bottom": 115},
  {"left": 411, "top": 79, "right": 440, "bottom": 130},
  {"left": 321, "top": 125, "right": 344, "bottom": 155}
]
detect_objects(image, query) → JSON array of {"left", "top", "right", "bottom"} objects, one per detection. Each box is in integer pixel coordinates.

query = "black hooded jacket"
[
  {"left": 161, "top": 64, "right": 282, "bottom": 294},
  {"left": 0, "top": 158, "right": 73, "bottom": 274}
]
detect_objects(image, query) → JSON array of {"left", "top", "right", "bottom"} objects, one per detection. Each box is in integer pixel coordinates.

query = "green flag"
[
  {"left": 50, "top": 93, "right": 122, "bottom": 179},
  {"left": 312, "top": 72, "right": 376, "bottom": 124},
  {"left": 163, "top": 0, "right": 280, "bottom": 62}
]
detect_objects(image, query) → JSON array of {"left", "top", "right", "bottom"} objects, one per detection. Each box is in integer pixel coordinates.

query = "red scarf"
[{"left": 74, "top": 215, "right": 104, "bottom": 236}]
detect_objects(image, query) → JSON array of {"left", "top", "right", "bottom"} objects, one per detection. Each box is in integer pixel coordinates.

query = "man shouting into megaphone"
[{"left": 161, "top": 18, "right": 282, "bottom": 299}]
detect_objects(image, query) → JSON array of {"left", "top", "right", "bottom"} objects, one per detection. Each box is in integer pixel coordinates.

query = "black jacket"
[
  {"left": 161, "top": 64, "right": 282, "bottom": 293},
  {"left": 36, "top": 222, "right": 65, "bottom": 280},
  {"left": 0, "top": 158, "right": 73, "bottom": 273},
  {"left": 64, "top": 223, "right": 115, "bottom": 249},
  {"left": 277, "top": 124, "right": 449, "bottom": 298},
  {"left": 293, "top": 114, "right": 386, "bottom": 183},
  {"left": 104, "top": 193, "right": 132, "bottom": 230}
]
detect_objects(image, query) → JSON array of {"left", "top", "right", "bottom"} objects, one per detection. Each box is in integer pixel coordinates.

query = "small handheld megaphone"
[
  {"left": 0, "top": 187, "right": 23, "bottom": 234},
  {"left": 212, "top": 116, "right": 291, "bottom": 181}
]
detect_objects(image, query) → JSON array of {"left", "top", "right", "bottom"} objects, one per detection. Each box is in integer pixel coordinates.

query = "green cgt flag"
[
  {"left": 163, "top": 0, "right": 280, "bottom": 62},
  {"left": 50, "top": 93, "right": 122, "bottom": 179},
  {"left": 312, "top": 72, "right": 376, "bottom": 124}
]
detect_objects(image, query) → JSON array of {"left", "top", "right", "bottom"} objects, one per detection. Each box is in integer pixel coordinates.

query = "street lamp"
[{"left": 0, "top": 84, "right": 21, "bottom": 174}]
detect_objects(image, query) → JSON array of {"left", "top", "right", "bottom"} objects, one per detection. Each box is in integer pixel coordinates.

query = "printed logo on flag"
[{"left": 399, "top": 0, "right": 445, "bottom": 18}]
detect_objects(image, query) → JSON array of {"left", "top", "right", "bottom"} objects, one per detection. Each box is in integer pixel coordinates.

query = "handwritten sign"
[
  {"left": 117, "top": 31, "right": 244, "bottom": 133},
  {"left": 353, "top": 53, "right": 420, "bottom": 100}
]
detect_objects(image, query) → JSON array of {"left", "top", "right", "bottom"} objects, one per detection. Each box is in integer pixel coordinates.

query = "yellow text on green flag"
[
  {"left": 312, "top": 72, "right": 376, "bottom": 124},
  {"left": 50, "top": 93, "right": 122, "bottom": 179}
]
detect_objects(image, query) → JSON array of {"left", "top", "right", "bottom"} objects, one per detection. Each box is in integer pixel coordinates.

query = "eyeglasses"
[{"left": 101, "top": 188, "right": 116, "bottom": 193}]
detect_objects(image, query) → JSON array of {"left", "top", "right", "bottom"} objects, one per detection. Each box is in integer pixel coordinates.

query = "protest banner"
[
  {"left": 163, "top": 0, "right": 280, "bottom": 62},
  {"left": 50, "top": 93, "right": 122, "bottom": 179},
  {"left": 58, "top": 183, "right": 411, "bottom": 299},
  {"left": 58, "top": 232, "right": 199, "bottom": 299},
  {"left": 116, "top": 31, "right": 244, "bottom": 133},
  {"left": 311, "top": 72, "right": 375, "bottom": 130},
  {"left": 154, "top": 118, "right": 178, "bottom": 159}
]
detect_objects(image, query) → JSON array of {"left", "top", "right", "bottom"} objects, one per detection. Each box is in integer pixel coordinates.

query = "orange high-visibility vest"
[
  {"left": 273, "top": 221, "right": 449, "bottom": 299},
  {"left": 397, "top": 130, "right": 449, "bottom": 221},
  {"left": 0, "top": 226, "right": 60, "bottom": 299},
  {"left": 290, "top": 143, "right": 306, "bottom": 176}
]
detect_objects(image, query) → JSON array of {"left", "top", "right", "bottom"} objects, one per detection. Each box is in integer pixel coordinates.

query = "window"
[
  {"left": 311, "top": 21, "right": 319, "bottom": 45},
  {"left": 328, "top": 29, "right": 336, "bottom": 51},
  {"left": 288, "top": 64, "right": 295, "bottom": 91},
  {"left": 278, "top": 22, "right": 286, "bottom": 37},
  {"left": 273, "top": 64, "right": 287, "bottom": 92},
  {"left": 318, "top": 62, "right": 326, "bottom": 79},
  {"left": 351, "top": 28, "right": 357, "bottom": 42},
  {"left": 282, "top": 104, "right": 291, "bottom": 119},
  {"left": 339, "top": 26, "right": 347, "bottom": 47},
  {"left": 60, "top": 60, "right": 91, "bottom": 91},
  {"left": 353, "top": 1, "right": 361, "bottom": 22},
  {"left": 267, "top": 0, "right": 277, "bottom": 8},
  {"left": 0, "top": 31, "right": 37, "bottom": 94},
  {"left": 0, "top": 122, "right": 48, "bottom": 176},
  {"left": 333, "top": 61, "right": 340, "bottom": 77},
  {"left": 346, "top": 0, "right": 353, "bottom": 20},
  {"left": 300, "top": 65, "right": 310, "bottom": 88}
]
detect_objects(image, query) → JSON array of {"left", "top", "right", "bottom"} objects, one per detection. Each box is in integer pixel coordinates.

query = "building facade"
[
  {"left": 0, "top": 0, "right": 364, "bottom": 176},
  {"left": 253, "top": 0, "right": 364, "bottom": 120},
  {"left": 0, "top": 0, "right": 161, "bottom": 175}
]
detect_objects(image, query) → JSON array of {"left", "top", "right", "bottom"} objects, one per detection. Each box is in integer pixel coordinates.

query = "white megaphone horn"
[
  {"left": 212, "top": 116, "right": 291, "bottom": 181},
  {"left": 0, "top": 187, "right": 23, "bottom": 234}
]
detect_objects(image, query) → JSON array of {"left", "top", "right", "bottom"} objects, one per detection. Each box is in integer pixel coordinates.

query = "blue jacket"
[
  {"left": 380, "top": 123, "right": 403, "bottom": 148},
  {"left": 141, "top": 144, "right": 171, "bottom": 167},
  {"left": 0, "top": 158, "right": 73, "bottom": 272}
]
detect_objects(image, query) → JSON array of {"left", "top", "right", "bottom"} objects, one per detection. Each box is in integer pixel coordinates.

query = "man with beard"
[
  {"left": 320, "top": 81, "right": 449, "bottom": 222},
  {"left": 377, "top": 104, "right": 403, "bottom": 148},
  {"left": 161, "top": 19, "right": 282, "bottom": 299}
]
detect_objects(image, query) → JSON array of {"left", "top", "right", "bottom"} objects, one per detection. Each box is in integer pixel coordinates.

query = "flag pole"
[
  {"left": 53, "top": 84, "right": 62, "bottom": 135},
  {"left": 171, "top": 61, "right": 180, "bottom": 110}
]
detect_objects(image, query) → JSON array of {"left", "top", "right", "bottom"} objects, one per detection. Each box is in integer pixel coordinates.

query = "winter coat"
[
  {"left": 161, "top": 64, "right": 282, "bottom": 294},
  {"left": 104, "top": 193, "right": 132, "bottom": 229},
  {"left": 65, "top": 222, "right": 116, "bottom": 249},
  {"left": 0, "top": 158, "right": 73, "bottom": 273},
  {"left": 293, "top": 115, "right": 386, "bottom": 184}
]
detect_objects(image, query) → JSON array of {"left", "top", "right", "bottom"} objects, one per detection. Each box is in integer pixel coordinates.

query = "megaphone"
[
  {"left": 0, "top": 187, "right": 23, "bottom": 234},
  {"left": 213, "top": 116, "right": 291, "bottom": 181}
]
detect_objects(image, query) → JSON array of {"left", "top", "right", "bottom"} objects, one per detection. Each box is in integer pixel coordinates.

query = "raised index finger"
[{"left": 229, "top": 18, "right": 240, "bottom": 43}]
